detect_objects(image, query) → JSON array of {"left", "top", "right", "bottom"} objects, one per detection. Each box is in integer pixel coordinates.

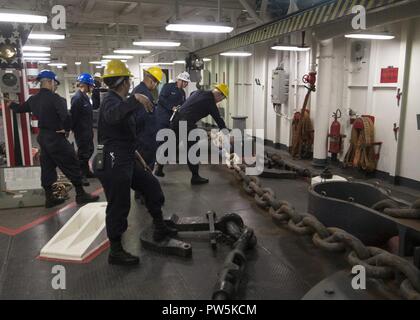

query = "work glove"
[{"left": 134, "top": 94, "right": 153, "bottom": 112}]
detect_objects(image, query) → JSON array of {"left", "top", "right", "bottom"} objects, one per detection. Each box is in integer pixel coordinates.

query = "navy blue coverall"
[
  {"left": 70, "top": 90, "right": 94, "bottom": 176},
  {"left": 10, "top": 88, "right": 83, "bottom": 188},
  {"left": 92, "top": 79, "right": 102, "bottom": 110},
  {"left": 132, "top": 82, "right": 157, "bottom": 169},
  {"left": 156, "top": 82, "right": 186, "bottom": 166},
  {"left": 171, "top": 90, "right": 226, "bottom": 176},
  {"left": 94, "top": 90, "right": 165, "bottom": 241},
  {"left": 156, "top": 82, "right": 186, "bottom": 131}
]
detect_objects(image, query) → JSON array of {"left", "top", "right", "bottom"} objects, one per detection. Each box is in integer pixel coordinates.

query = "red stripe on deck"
[{"left": 0, "top": 188, "right": 104, "bottom": 236}]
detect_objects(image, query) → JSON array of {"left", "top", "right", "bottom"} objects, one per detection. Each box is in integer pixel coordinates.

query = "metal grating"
[{"left": 194, "top": 0, "right": 406, "bottom": 57}]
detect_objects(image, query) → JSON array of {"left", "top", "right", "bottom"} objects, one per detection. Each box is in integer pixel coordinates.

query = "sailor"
[
  {"left": 9, "top": 70, "right": 99, "bottom": 208},
  {"left": 70, "top": 73, "right": 95, "bottom": 185},
  {"left": 154, "top": 71, "right": 190, "bottom": 177},
  {"left": 171, "top": 83, "right": 229, "bottom": 185},
  {"left": 131, "top": 66, "right": 164, "bottom": 170},
  {"left": 95, "top": 60, "right": 177, "bottom": 266}
]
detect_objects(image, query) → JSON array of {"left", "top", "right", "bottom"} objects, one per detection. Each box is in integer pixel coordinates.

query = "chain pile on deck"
[
  {"left": 209, "top": 131, "right": 420, "bottom": 299},
  {"left": 229, "top": 160, "right": 420, "bottom": 300}
]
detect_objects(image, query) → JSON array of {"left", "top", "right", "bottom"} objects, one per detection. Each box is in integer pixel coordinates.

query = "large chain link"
[{"left": 226, "top": 156, "right": 420, "bottom": 300}]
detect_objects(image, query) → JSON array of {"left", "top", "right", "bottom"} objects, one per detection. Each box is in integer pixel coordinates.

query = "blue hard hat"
[
  {"left": 36, "top": 70, "right": 60, "bottom": 85},
  {"left": 77, "top": 73, "right": 94, "bottom": 86}
]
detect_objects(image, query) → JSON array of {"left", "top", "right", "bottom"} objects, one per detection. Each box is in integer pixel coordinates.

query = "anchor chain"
[
  {"left": 226, "top": 160, "right": 420, "bottom": 300},
  {"left": 372, "top": 198, "right": 420, "bottom": 219}
]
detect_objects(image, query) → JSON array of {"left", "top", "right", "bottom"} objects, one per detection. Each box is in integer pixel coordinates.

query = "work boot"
[
  {"left": 153, "top": 215, "right": 178, "bottom": 242},
  {"left": 85, "top": 170, "right": 96, "bottom": 179},
  {"left": 75, "top": 185, "right": 99, "bottom": 205},
  {"left": 82, "top": 176, "right": 90, "bottom": 186},
  {"left": 45, "top": 190, "right": 66, "bottom": 208},
  {"left": 154, "top": 164, "right": 165, "bottom": 177},
  {"left": 108, "top": 240, "right": 139, "bottom": 266},
  {"left": 191, "top": 175, "right": 209, "bottom": 185}
]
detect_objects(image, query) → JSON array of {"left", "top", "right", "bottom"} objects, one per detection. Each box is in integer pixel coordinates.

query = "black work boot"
[
  {"left": 154, "top": 164, "right": 165, "bottom": 177},
  {"left": 75, "top": 185, "right": 99, "bottom": 205},
  {"left": 153, "top": 215, "right": 178, "bottom": 242},
  {"left": 191, "top": 175, "right": 209, "bottom": 185},
  {"left": 82, "top": 176, "right": 90, "bottom": 186},
  {"left": 108, "top": 240, "right": 139, "bottom": 266},
  {"left": 44, "top": 187, "right": 66, "bottom": 208},
  {"left": 85, "top": 170, "right": 96, "bottom": 178}
]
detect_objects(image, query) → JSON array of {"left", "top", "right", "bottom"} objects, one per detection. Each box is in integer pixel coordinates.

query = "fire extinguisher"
[
  {"left": 328, "top": 109, "right": 346, "bottom": 160},
  {"left": 31, "top": 114, "right": 39, "bottom": 134}
]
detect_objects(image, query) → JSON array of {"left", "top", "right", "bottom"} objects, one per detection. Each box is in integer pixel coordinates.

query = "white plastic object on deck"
[
  {"left": 40, "top": 202, "right": 108, "bottom": 261},
  {"left": 311, "top": 175, "right": 348, "bottom": 186}
]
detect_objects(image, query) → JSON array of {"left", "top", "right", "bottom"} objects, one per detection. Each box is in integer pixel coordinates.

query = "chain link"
[{"left": 228, "top": 156, "right": 420, "bottom": 300}]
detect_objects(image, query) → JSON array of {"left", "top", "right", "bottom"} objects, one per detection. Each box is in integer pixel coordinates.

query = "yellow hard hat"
[
  {"left": 103, "top": 60, "right": 132, "bottom": 78},
  {"left": 214, "top": 83, "right": 229, "bottom": 97},
  {"left": 146, "top": 66, "right": 164, "bottom": 83}
]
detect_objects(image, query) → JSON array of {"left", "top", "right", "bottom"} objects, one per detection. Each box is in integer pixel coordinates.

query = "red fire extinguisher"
[{"left": 328, "top": 109, "right": 346, "bottom": 160}]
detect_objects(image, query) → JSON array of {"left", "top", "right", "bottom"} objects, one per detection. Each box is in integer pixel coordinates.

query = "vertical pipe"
[
  {"left": 218, "top": 0, "right": 221, "bottom": 23},
  {"left": 313, "top": 39, "right": 333, "bottom": 167}
]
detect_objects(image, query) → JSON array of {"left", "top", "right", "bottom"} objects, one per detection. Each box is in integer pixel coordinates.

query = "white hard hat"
[
  {"left": 94, "top": 72, "right": 102, "bottom": 78},
  {"left": 176, "top": 71, "right": 190, "bottom": 83}
]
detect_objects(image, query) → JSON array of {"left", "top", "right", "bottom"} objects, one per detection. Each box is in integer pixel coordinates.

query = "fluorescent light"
[
  {"left": 28, "top": 33, "right": 65, "bottom": 40},
  {"left": 23, "top": 57, "right": 50, "bottom": 61},
  {"left": 89, "top": 61, "right": 103, "bottom": 65},
  {"left": 23, "top": 52, "right": 51, "bottom": 57},
  {"left": 345, "top": 33, "right": 395, "bottom": 40},
  {"left": 271, "top": 45, "right": 311, "bottom": 51},
  {"left": 22, "top": 45, "right": 51, "bottom": 52},
  {"left": 103, "top": 55, "right": 134, "bottom": 60},
  {"left": 140, "top": 62, "right": 174, "bottom": 66},
  {"left": 220, "top": 52, "right": 252, "bottom": 57},
  {"left": 173, "top": 60, "right": 186, "bottom": 64},
  {"left": 75, "top": 62, "right": 81, "bottom": 65},
  {"left": 133, "top": 41, "right": 180, "bottom": 47},
  {"left": 0, "top": 12, "right": 47, "bottom": 24},
  {"left": 114, "top": 49, "right": 151, "bottom": 54},
  {"left": 166, "top": 23, "right": 233, "bottom": 33},
  {"left": 203, "top": 58, "right": 212, "bottom": 62},
  {"left": 38, "top": 61, "right": 51, "bottom": 64},
  {"left": 48, "top": 63, "right": 67, "bottom": 67},
  {"left": 96, "top": 66, "right": 104, "bottom": 69}
]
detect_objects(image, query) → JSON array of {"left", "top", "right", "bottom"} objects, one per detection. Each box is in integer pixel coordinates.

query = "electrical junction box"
[
  {"left": 271, "top": 67, "right": 289, "bottom": 104},
  {"left": 0, "top": 69, "right": 21, "bottom": 93}
]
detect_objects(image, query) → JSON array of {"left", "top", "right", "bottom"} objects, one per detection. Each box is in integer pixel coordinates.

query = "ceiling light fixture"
[
  {"left": 203, "top": 58, "right": 212, "bottom": 62},
  {"left": 173, "top": 60, "right": 186, "bottom": 64},
  {"left": 271, "top": 45, "right": 311, "bottom": 51},
  {"left": 22, "top": 45, "right": 51, "bottom": 52},
  {"left": 75, "top": 61, "right": 81, "bottom": 65},
  {"left": 22, "top": 52, "right": 51, "bottom": 57},
  {"left": 220, "top": 52, "right": 252, "bottom": 57},
  {"left": 28, "top": 33, "right": 65, "bottom": 40},
  {"left": 23, "top": 57, "right": 50, "bottom": 61},
  {"left": 166, "top": 23, "right": 233, "bottom": 33},
  {"left": 345, "top": 32, "right": 395, "bottom": 40},
  {"left": 140, "top": 62, "right": 175, "bottom": 66},
  {"left": 0, "top": 12, "right": 47, "bottom": 24},
  {"left": 102, "top": 55, "right": 134, "bottom": 60},
  {"left": 133, "top": 41, "right": 180, "bottom": 47},
  {"left": 114, "top": 49, "right": 151, "bottom": 55},
  {"left": 48, "top": 63, "right": 67, "bottom": 67}
]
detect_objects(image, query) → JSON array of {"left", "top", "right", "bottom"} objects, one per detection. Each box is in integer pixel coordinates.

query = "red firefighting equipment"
[
  {"left": 291, "top": 71, "right": 317, "bottom": 159},
  {"left": 328, "top": 109, "right": 346, "bottom": 156}
]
